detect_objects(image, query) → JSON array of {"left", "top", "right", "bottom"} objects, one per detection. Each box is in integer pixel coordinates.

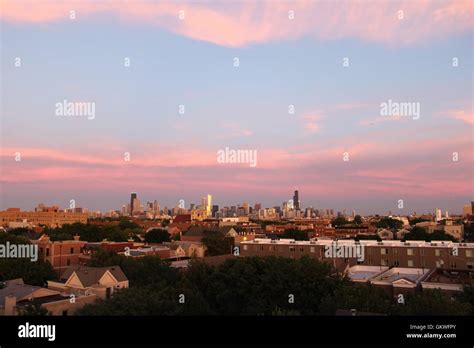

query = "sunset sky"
[{"left": 1, "top": 0, "right": 473, "bottom": 214}]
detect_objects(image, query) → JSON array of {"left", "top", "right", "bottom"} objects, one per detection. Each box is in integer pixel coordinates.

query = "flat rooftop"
[
  {"left": 346, "top": 265, "right": 389, "bottom": 282},
  {"left": 371, "top": 267, "right": 429, "bottom": 286},
  {"left": 242, "top": 238, "right": 474, "bottom": 249}
]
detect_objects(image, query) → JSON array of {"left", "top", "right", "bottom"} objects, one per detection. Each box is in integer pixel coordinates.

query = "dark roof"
[
  {"left": 184, "top": 226, "right": 235, "bottom": 237},
  {"left": 60, "top": 265, "right": 128, "bottom": 286},
  {"left": 173, "top": 214, "right": 191, "bottom": 223},
  {"left": 0, "top": 280, "right": 42, "bottom": 307}
]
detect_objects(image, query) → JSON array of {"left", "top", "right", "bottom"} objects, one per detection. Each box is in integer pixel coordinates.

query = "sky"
[{"left": 0, "top": 0, "right": 473, "bottom": 215}]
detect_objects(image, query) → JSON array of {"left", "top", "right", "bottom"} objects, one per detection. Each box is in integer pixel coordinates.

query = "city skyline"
[{"left": 1, "top": 0, "right": 473, "bottom": 215}]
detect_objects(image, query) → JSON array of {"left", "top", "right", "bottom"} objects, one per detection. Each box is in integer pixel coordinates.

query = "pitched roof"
[{"left": 60, "top": 265, "right": 128, "bottom": 287}]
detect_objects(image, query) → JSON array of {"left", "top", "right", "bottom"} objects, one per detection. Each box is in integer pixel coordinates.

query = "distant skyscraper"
[
  {"left": 206, "top": 194, "right": 212, "bottom": 216},
  {"left": 293, "top": 190, "right": 300, "bottom": 211},
  {"left": 243, "top": 201, "right": 249, "bottom": 215},
  {"left": 212, "top": 205, "right": 219, "bottom": 217},
  {"left": 435, "top": 208, "right": 442, "bottom": 222},
  {"left": 130, "top": 192, "right": 137, "bottom": 216}
]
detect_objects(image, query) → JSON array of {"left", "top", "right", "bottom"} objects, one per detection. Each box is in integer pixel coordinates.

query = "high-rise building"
[
  {"left": 130, "top": 192, "right": 137, "bottom": 216},
  {"left": 463, "top": 204, "right": 473, "bottom": 216},
  {"left": 206, "top": 194, "right": 212, "bottom": 216},
  {"left": 212, "top": 205, "right": 219, "bottom": 217},
  {"left": 293, "top": 190, "right": 300, "bottom": 211},
  {"left": 435, "top": 208, "right": 442, "bottom": 222},
  {"left": 243, "top": 202, "right": 249, "bottom": 215}
]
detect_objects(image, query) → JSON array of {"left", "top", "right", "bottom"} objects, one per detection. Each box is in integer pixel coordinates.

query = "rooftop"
[
  {"left": 346, "top": 265, "right": 389, "bottom": 282},
  {"left": 242, "top": 238, "right": 474, "bottom": 249}
]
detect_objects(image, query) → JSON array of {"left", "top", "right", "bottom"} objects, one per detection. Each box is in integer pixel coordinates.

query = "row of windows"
[
  {"left": 39, "top": 247, "right": 82, "bottom": 255},
  {"left": 243, "top": 245, "right": 474, "bottom": 258}
]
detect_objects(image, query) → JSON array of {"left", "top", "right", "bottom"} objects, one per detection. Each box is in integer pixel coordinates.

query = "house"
[
  {"left": 172, "top": 214, "right": 191, "bottom": 223},
  {"left": 396, "top": 228, "right": 411, "bottom": 240},
  {"left": 33, "top": 234, "right": 87, "bottom": 275},
  {"left": 163, "top": 243, "right": 186, "bottom": 259},
  {"left": 0, "top": 278, "right": 96, "bottom": 316},
  {"left": 377, "top": 229, "right": 394, "bottom": 240},
  {"left": 370, "top": 267, "right": 430, "bottom": 298},
  {"left": 173, "top": 241, "right": 207, "bottom": 258},
  {"left": 167, "top": 222, "right": 192, "bottom": 237},
  {"left": 47, "top": 265, "right": 129, "bottom": 300}
]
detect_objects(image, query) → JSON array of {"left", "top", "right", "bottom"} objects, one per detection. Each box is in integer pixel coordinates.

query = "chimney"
[
  {"left": 5, "top": 294, "right": 17, "bottom": 315},
  {"left": 73, "top": 235, "right": 80, "bottom": 241}
]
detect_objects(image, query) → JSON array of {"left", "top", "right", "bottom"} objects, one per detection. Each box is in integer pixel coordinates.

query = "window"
[
  {"left": 407, "top": 249, "right": 413, "bottom": 256},
  {"left": 393, "top": 260, "right": 400, "bottom": 266},
  {"left": 381, "top": 259, "right": 388, "bottom": 266},
  {"left": 393, "top": 248, "right": 398, "bottom": 255},
  {"left": 46, "top": 248, "right": 49, "bottom": 256},
  {"left": 368, "top": 259, "right": 373, "bottom": 265},
  {"left": 259, "top": 245, "right": 264, "bottom": 251},
  {"left": 420, "top": 249, "right": 426, "bottom": 256},
  {"left": 269, "top": 246, "right": 275, "bottom": 252},
  {"left": 70, "top": 247, "right": 74, "bottom": 254},
  {"left": 407, "top": 260, "right": 414, "bottom": 267},
  {"left": 381, "top": 248, "right": 388, "bottom": 255},
  {"left": 299, "top": 247, "right": 304, "bottom": 252},
  {"left": 435, "top": 249, "right": 441, "bottom": 256},
  {"left": 243, "top": 245, "right": 248, "bottom": 251},
  {"left": 67, "top": 259, "right": 71, "bottom": 266},
  {"left": 466, "top": 250, "right": 473, "bottom": 257},
  {"left": 450, "top": 261, "right": 457, "bottom": 269},
  {"left": 467, "top": 262, "right": 474, "bottom": 270},
  {"left": 289, "top": 246, "right": 295, "bottom": 252},
  {"left": 421, "top": 260, "right": 426, "bottom": 268},
  {"left": 310, "top": 247, "right": 315, "bottom": 253}
]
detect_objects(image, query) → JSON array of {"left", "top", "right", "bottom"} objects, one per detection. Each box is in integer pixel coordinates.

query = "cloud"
[
  {"left": 441, "top": 109, "right": 474, "bottom": 124},
  {"left": 301, "top": 110, "right": 324, "bottom": 134},
  {"left": 1, "top": 0, "right": 472, "bottom": 47}
]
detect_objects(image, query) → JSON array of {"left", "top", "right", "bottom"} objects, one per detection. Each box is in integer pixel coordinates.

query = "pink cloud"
[
  {"left": 1, "top": 1, "right": 472, "bottom": 47},
  {"left": 442, "top": 109, "right": 474, "bottom": 124}
]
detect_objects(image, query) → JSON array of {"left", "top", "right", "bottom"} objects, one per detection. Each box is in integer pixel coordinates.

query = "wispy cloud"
[
  {"left": 440, "top": 109, "right": 474, "bottom": 125},
  {"left": 1, "top": 0, "right": 472, "bottom": 47}
]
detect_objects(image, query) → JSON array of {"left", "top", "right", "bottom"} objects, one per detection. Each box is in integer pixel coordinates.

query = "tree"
[
  {"left": 18, "top": 304, "right": 50, "bottom": 316},
  {"left": 403, "top": 226, "right": 429, "bottom": 241},
  {"left": 331, "top": 216, "right": 349, "bottom": 227},
  {"left": 281, "top": 228, "right": 309, "bottom": 241},
  {"left": 201, "top": 231, "right": 233, "bottom": 256},
  {"left": 353, "top": 215, "right": 363, "bottom": 225},
  {"left": 118, "top": 217, "right": 140, "bottom": 230},
  {"left": 0, "top": 235, "right": 56, "bottom": 285},
  {"left": 144, "top": 228, "right": 171, "bottom": 243},
  {"left": 396, "top": 289, "right": 471, "bottom": 315},
  {"left": 376, "top": 217, "right": 403, "bottom": 230}
]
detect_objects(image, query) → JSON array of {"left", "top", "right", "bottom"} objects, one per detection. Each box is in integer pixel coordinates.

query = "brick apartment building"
[
  {"left": 240, "top": 238, "right": 474, "bottom": 272},
  {"left": 0, "top": 208, "right": 87, "bottom": 227},
  {"left": 33, "top": 235, "right": 87, "bottom": 275}
]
